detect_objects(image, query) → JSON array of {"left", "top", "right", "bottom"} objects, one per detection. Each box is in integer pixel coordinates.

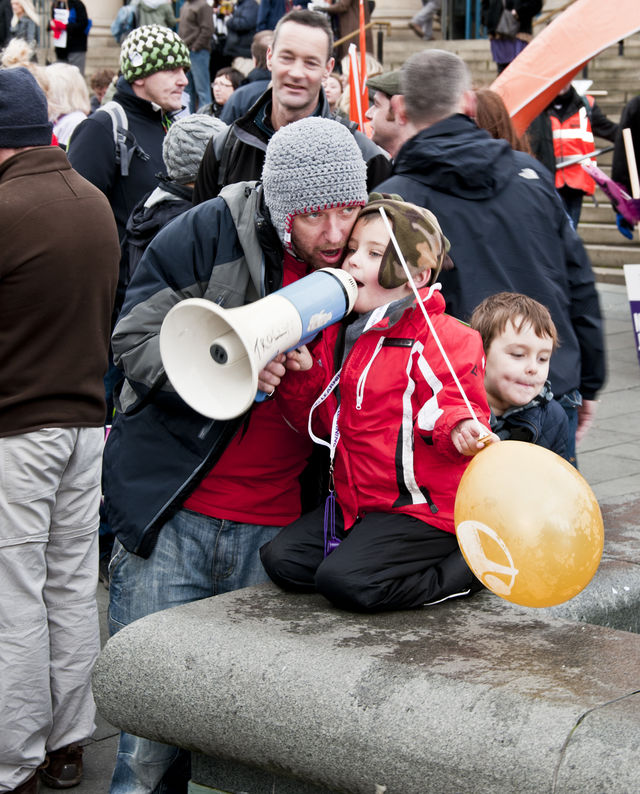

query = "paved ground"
[{"left": 68, "top": 282, "right": 640, "bottom": 794}]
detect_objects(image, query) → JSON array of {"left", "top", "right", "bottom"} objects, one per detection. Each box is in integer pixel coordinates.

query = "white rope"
[{"left": 378, "top": 207, "right": 485, "bottom": 433}]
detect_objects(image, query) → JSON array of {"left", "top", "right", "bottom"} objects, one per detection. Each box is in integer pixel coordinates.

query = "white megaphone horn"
[{"left": 159, "top": 267, "right": 358, "bottom": 420}]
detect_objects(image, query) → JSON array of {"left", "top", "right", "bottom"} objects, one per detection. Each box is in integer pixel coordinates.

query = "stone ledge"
[{"left": 93, "top": 583, "right": 640, "bottom": 794}]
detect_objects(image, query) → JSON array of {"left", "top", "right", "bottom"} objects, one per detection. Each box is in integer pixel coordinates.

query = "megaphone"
[{"left": 159, "top": 267, "right": 358, "bottom": 420}]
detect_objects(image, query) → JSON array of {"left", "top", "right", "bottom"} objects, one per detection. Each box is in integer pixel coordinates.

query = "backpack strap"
[
  {"left": 98, "top": 100, "right": 149, "bottom": 177},
  {"left": 214, "top": 125, "right": 239, "bottom": 192}
]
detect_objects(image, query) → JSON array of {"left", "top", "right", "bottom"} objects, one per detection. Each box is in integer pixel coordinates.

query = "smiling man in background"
[{"left": 193, "top": 8, "right": 390, "bottom": 202}]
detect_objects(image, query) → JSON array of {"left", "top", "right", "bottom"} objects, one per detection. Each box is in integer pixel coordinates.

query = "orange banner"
[{"left": 491, "top": 0, "right": 640, "bottom": 135}]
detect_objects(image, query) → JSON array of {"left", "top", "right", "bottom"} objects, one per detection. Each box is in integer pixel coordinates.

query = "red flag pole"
[
  {"left": 348, "top": 43, "right": 364, "bottom": 133},
  {"left": 358, "top": 0, "right": 369, "bottom": 118}
]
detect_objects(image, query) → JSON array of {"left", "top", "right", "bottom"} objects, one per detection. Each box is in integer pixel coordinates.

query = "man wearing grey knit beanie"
[{"left": 102, "top": 116, "right": 367, "bottom": 794}]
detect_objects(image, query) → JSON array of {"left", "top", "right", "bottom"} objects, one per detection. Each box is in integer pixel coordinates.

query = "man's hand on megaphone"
[
  {"left": 257, "top": 347, "right": 313, "bottom": 395},
  {"left": 257, "top": 354, "right": 286, "bottom": 396}
]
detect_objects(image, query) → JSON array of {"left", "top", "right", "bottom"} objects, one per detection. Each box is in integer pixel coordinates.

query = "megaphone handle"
[{"left": 255, "top": 390, "right": 269, "bottom": 403}]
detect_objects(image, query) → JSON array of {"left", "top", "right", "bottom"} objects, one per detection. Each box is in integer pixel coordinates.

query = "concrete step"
[
  {"left": 593, "top": 266, "right": 626, "bottom": 285},
  {"left": 586, "top": 243, "right": 640, "bottom": 268},
  {"left": 578, "top": 221, "right": 639, "bottom": 246},
  {"left": 581, "top": 203, "right": 621, "bottom": 224}
]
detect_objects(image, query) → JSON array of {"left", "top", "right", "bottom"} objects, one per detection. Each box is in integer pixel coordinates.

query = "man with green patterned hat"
[{"left": 68, "top": 24, "right": 191, "bottom": 259}]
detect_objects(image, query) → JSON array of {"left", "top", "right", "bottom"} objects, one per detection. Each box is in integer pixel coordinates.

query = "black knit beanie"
[{"left": 0, "top": 67, "right": 52, "bottom": 148}]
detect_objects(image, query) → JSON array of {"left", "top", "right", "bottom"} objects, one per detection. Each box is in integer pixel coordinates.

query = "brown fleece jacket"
[{"left": 0, "top": 146, "right": 119, "bottom": 436}]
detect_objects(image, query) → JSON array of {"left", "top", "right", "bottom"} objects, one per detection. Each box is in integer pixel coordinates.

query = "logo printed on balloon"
[{"left": 456, "top": 520, "right": 519, "bottom": 596}]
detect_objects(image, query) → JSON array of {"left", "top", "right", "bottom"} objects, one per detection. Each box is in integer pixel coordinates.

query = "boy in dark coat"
[{"left": 470, "top": 292, "right": 570, "bottom": 461}]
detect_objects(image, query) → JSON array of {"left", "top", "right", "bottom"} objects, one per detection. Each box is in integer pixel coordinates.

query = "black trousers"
[{"left": 260, "top": 504, "right": 478, "bottom": 613}]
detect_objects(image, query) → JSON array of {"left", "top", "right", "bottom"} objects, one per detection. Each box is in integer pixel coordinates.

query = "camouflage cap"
[{"left": 359, "top": 197, "right": 450, "bottom": 288}]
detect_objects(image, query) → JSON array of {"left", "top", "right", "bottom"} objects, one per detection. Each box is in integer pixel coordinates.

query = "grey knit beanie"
[
  {"left": 163, "top": 115, "right": 227, "bottom": 184},
  {"left": 120, "top": 25, "right": 191, "bottom": 83},
  {"left": 261, "top": 117, "right": 368, "bottom": 249}
]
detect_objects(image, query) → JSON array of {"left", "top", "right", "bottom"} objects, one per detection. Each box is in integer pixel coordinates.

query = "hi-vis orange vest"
[{"left": 551, "top": 95, "right": 596, "bottom": 195}]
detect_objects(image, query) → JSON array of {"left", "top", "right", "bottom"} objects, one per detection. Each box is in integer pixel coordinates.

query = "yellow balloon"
[{"left": 454, "top": 440, "right": 604, "bottom": 608}]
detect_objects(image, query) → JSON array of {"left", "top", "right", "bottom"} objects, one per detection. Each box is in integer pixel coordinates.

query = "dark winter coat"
[
  {"left": 612, "top": 94, "right": 640, "bottom": 194},
  {"left": 123, "top": 178, "right": 193, "bottom": 283},
  {"left": 103, "top": 182, "right": 286, "bottom": 556},
  {"left": 490, "top": 383, "right": 569, "bottom": 460},
  {"left": 376, "top": 113, "right": 605, "bottom": 402},
  {"left": 256, "top": 0, "right": 310, "bottom": 32},
  {"left": 52, "top": 0, "right": 88, "bottom": 55},
  {"left": 219, "top": 69, "right": 271, "bottom": 124},
  {"left": 0, "top": 0, "right": 11, "bottom": 48},
  {"left": 223, "top": 0, "right": 259, "bottom": 58},
  {"left": 481, "top": 0, "right": 542, "bottom": 37},
  {"left": 68, "top": 77, "right": 175, "bottom": 243}
]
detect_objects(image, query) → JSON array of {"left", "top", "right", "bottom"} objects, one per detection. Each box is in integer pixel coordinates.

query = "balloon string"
[{"left": 378, "top": 207, "right": 483, "bottom": 431}]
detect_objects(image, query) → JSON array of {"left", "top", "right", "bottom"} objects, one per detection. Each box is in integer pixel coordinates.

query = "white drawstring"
[{"left": 379, "top": 207, "right": 485, "bottom": 433}]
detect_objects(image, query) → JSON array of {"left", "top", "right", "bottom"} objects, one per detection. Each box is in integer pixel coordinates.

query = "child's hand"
[
  {"left": 451, "top": 419, "right": 499, "bottom": 456},
  {"left": 284, "top": 345, "right": 312, "bottom": 372},
  {"left": 256, "top": 346, "right": 313, "bottom": 395}
]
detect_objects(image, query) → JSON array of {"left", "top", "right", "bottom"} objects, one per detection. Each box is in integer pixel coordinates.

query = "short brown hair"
[
  {"left": 272, "top": 9, "right": 333, "bottom": 62},
  {"left": 89, "top": 68, "right": 115, "bottom": 92},
  {"left": 251, "top": 30, "right": 274, "bottom": 69},
  {"left": 470, "top": 292, "right": 558, "bottom": 352}
]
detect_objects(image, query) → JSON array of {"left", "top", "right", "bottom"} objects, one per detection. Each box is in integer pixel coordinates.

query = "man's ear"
[
  {"left": 390, "top": 93, "right": 407, "bottom": 124},
  {"left": 323, "top": 57, "right": 335, "bottom": 80},
  {"left": 266, "top": 46, "right": 273, "bottom": 70},
  {"left": 460, "top": 89, "right": 476, "bottom": 118}
]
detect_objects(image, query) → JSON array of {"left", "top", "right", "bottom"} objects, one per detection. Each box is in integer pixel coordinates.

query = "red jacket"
[{"left": 277, "top": 288, "right": 490, "bottom": 534}]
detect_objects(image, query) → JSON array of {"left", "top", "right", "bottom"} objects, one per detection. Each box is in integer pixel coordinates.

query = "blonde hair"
[
  {"left": 11, "top": 0, "right": 40, "bottom": 27},
  {"left": 1, "top": 38, "right": 49, "bottom": 94},
  {"left": 45, "top": 62, "right": 91, "bottom": 121}
]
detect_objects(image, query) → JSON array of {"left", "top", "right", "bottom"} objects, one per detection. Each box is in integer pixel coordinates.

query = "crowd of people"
[{"left": 3, "top": 2, "right": 637, "bottom": 793}]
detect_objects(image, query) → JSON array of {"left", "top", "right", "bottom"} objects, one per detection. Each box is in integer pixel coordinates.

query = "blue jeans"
[
  {"left": 187, "top": 49, "right": 212, "bottom": 111},
  {"left": 108, "top": 509, "right": 281, "bottom": 794}
]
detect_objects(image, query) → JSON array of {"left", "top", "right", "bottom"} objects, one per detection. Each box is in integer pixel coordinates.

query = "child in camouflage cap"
[{"left": 260, "top": 196, "right": 494, "bottom": 613}]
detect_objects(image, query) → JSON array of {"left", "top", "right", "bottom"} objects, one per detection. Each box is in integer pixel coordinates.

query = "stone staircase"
[{"left": 81, "top": 5, "right": 640, "bottom": 284}]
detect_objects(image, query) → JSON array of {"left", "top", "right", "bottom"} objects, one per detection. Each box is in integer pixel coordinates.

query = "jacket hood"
[
  {"left": 393, "top": 114, "right": 520, "bottom": 201},
  {"left": 139, "top": 0, "right": 170, "bottom": 9}
]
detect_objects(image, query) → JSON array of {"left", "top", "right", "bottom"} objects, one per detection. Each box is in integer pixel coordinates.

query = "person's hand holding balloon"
[{"left": 451, "top": 419, "right": 499, "bottom": 456}]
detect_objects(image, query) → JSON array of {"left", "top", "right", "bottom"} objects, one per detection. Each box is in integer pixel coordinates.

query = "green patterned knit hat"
[
  {"left": 359, "top": 196, "right": 450, "bottom": 288},
  {"left": 120, "top": 25, "right": 191, "bottom": 83}
]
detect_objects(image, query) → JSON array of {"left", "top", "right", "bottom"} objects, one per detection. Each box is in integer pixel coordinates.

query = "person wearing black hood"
[
  {"left": 375, "top": 49, "right": 605, "bottom": 466},
  {"left": 123, "top": 113, "right": 226, "bottom": 280}
]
